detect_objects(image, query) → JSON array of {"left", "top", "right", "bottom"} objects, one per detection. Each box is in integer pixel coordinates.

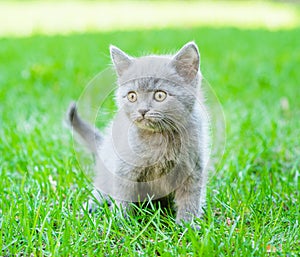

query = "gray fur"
[
  {"left": 67, "top": 102, "right": 102, "bottom": 155},
  {"left": 67, "top": 42, "right": 210, "bottom": 224}
]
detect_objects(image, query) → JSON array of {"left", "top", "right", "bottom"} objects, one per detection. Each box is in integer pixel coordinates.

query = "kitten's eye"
[
  {"left": 127, "top": 91, "right": 137, "bottom": 102},
  {"left": 154, "top": 91, "right": 167, "bottom": 102}
]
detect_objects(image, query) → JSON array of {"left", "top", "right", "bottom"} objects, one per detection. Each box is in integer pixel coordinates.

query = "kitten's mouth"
[{"left": 134, "top": 117, "right": 161, "bottom": 132}]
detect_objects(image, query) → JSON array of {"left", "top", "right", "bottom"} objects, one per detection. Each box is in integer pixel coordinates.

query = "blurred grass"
[{"left": 0, "top": 1, "right": 300, "bottom": 37}]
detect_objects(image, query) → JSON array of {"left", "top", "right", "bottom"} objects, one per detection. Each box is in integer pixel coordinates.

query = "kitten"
[{"left": 68, "top": 42, "right": 210, "bottom": 224}]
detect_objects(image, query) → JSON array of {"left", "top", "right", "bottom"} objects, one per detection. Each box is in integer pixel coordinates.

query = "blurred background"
[{"left": 1, "top": 0, "right": 300, "bottom": 36}]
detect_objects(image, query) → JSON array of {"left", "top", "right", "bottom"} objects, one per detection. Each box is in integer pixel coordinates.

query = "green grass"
[{"left": 1, "top": 27, "right": 300, "bottom": 256}]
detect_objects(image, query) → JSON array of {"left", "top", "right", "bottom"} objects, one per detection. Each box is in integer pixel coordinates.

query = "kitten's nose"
[{"left": 138, "top": 109, "right": 150, "bottom": 117}]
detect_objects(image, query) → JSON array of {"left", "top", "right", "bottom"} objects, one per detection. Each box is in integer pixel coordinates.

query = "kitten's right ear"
[
  {"left": 110, "top": 45, "right": 133, "bottom": 76},
  {"left": 172, "top": 42, "right": 200, "bottom": 83}
]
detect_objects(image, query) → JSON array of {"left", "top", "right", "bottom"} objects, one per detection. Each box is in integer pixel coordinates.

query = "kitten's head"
[{"left": 111, "top": 42, "right": 201, "bottom": 132}]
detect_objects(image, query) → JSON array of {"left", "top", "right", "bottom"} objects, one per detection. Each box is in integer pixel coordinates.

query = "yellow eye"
[
  {"left": 154, "top": 91, "right": 167, "bottom": 102},
  {"left": 127, "top": 91, "right": 137, "bottom": 102}
]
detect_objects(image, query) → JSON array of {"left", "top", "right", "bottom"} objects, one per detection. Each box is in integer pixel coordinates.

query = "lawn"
[{"left": 1, "top": 4, "right": 300, "bottom": 257}]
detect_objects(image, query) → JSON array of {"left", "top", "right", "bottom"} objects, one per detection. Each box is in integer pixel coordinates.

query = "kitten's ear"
[
  {"left": 172, "top": 42, "right": 200, "bottom": 82},
  {"left": 110, "top": 45, "right": 133, "bottom": 76}
]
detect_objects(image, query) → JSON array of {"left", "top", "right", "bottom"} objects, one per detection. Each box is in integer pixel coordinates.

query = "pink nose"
[{"left": 138, "top": 109, "right": 150, "bottom": 116}]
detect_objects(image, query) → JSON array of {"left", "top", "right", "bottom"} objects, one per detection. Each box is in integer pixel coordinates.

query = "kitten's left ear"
[
  {"left": 172, "top": 42, "right": 200, "bottom": 82},
  {"left": 110, "top": 45, "right": 133, "bottom": 76}
]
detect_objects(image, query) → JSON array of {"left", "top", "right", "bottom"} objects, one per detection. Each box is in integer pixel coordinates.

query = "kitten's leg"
[
  {"left": 112, "top": 200, "right": 131, "bottom": 219},
  {"left": 110, "top": 179, "right": 137, "bottom": 218},
  {"left": 174, "top": 175, "right": 205, "bottom": 224},
  {"left": 67, "top": 102, "right": 102, "bottom": 155},
  {"left": 93, "top": 171, "right": 133, "bottom": 218},
  {"left": 84, "top": 189, "right": 112, "bottom": 213}
]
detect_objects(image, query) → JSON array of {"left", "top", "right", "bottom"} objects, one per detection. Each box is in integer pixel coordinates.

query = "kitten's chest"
[
  {"left": 130, "top": 131, "right": 181, "bottom": 165},
  {"left": 136, "top": 160, "right": 176, "bottom": 182},
  {"left": 129, "top": 132, "right": 182, "bottom": 181}
]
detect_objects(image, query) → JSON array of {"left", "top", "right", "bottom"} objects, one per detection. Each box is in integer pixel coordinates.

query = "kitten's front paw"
[
  {"left": 176, "top": 216, "right": 201, "bottom": 230},
  {"left": 176, "top": 211, "right": 202, "bottom": 230},
  {"left": 82, "top": 189, "right": 109, "bottom": 214},
  {"left": 110, "top": 201, "right": 131, "bottom": 219},
  {"left": 82, "top": 199, "right": 98, "bottom": 213},
  {"left": 176, "top": 212, "right": 194, "bottom": 225}
]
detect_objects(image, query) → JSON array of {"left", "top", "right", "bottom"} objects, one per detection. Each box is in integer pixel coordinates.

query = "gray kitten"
[{"left": 68, "top": 42, "right": 210, "bottom": 224}]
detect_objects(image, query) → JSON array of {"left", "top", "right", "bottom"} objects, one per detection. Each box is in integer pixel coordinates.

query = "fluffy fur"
[{"left": 68, "top": 42, "right": 210, "bottom": 224}]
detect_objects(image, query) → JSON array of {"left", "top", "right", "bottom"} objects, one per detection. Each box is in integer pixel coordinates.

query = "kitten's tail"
[{"left": 67, "top": 102, "right": 102, "bottom": 155}]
